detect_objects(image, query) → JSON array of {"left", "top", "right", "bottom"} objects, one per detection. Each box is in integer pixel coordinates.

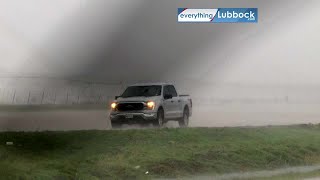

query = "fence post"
[
  {"left": 98, "top": 87, "right": 102, "bottom": 104},
  {"left": 41, "top": 89, "right": 45, "bottom": 104},
  {"left": 66, "top": 90, "right": 69, "bottom": 105},
  {"left": 2, "top": 88, "right": 5, "bottom": 104},
  {"left": 12, "top": 89, "right": 16, "bottom": 104},
  {"left": 53, "top": 90, "right": 57, "bottom": 105},
  {"left": 27, "top": 91, "right": 31, "bottom": 104}
]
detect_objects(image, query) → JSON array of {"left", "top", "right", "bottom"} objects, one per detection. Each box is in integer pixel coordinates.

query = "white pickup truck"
[{"left": 109, "top": 83, "right": 192, "bottom": 128}]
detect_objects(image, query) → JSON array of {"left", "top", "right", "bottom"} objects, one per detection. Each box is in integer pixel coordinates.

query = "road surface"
[{"left": 0, "top": 104, "right": 320, "bottom": 131}]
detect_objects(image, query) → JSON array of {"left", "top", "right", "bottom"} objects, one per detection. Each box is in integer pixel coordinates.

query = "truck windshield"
[{"left": 121, "top": 85, "right": 162, "bottom": 98}]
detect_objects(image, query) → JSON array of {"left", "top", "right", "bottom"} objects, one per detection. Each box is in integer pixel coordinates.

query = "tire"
[
  {"left": 179, "top": 107, "right": 189, "bottom": 127},
  {"left": 153, "top": 109, "right": 165, "bottom": 128}
]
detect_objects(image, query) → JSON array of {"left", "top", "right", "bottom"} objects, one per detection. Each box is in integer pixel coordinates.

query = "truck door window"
[
  {"left": 163, "top": 86, "right": 171, "bottom": 97},
  {"left": 168, "top": 85, "right": 178, "bottom": 97}
]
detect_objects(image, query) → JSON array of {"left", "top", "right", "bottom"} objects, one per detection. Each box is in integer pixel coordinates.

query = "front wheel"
[
  {"left": 111, "top": 121, "right": 121, "bottom": 129},
  {"left": 179, "top": 108, "right": 189, "bottom": 127},
  {"left": 153, "top": 109, "right": 165, "bottom": 128}
]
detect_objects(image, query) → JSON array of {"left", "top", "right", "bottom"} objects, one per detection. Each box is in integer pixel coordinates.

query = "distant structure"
[{"left": 0, "top": 77, "right": 122, "bottom": 105}]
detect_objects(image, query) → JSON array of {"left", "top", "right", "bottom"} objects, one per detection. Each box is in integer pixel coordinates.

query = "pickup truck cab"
[{"left": 109, "top": 83, "right": 192, "bottom": 128}]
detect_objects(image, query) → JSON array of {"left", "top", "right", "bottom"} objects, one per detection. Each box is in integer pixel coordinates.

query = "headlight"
[
  {"left": 111, "top": 102, "right": 117, "bottom": 109},
  {"left": 146, "top": 101, "right": 155, "bottom": 110}
]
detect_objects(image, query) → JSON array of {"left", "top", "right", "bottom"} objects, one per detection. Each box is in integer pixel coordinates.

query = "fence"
[
  {"left": 0, "top": 77, "right": 319, "bottom": 105},
  {"left": 0, "top": 78, "right": 124, "bottom": 105},
  {"left": 0, "top": 87, "right": 119, "bottom": 105}
]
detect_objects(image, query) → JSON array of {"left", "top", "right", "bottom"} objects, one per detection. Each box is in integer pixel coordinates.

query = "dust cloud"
[
  {"left": 1, "top": 102, "right": 320, "bottom": 131},
  {"left": 0, "top": 0, "right": 320, "bottom": 131}
]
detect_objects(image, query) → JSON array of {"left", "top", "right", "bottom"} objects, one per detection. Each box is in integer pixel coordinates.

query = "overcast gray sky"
[{"left": 0, "top": 0, "right": 319, "bottom": 86}]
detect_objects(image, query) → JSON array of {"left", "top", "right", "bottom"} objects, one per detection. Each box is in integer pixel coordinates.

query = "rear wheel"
[
  {"left": 179, "top": 108, "right": 189, "bottom": 127},
  {"left": 153, "top": 109, "right": 164, "bottom": 128}
]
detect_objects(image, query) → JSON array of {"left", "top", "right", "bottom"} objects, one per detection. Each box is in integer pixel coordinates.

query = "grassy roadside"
[{"left": 0, "top": 125, "right": 320, "bottom": 179}]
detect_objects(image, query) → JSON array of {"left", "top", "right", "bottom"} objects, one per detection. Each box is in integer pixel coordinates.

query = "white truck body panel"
[{"left": 109, "top": 83, "right": 192, "bottom": 123}]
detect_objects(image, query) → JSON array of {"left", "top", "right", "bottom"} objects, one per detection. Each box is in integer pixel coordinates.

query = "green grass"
[{"left": 1, "top": 124, "right": 320, "bottom": 179}]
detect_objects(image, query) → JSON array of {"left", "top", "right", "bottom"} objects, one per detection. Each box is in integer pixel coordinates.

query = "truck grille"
[{"left": 117, "top": 103, "right": 144, "bottom": 111}]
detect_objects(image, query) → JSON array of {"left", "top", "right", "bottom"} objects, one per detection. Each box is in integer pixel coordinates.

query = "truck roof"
[{"left": 128, "top": 82, "right": 173, "bottom": 86}]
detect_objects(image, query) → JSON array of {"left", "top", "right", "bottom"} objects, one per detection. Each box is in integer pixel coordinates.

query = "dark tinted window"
[
  {"left": 121, "top": 86, "right": 161, "bottom": 98},
  {"left": 168, "top": 85, "right": 178, "bottom": 97},
  {"left": 163, "top": 86, "right": 170, "bottom": 96},
  {"left": 163, "top": 85, "right": 177, "bottom": 97}
]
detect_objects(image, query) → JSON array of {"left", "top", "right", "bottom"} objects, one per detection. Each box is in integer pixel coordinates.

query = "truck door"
[
  {"left": 167, "top": 85, "right": 181, "bottom": 118},
  {"left": 163, "top": 85, "right": 175, "bottom": 119}
]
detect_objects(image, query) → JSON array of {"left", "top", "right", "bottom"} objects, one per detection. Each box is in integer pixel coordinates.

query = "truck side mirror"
[
  {"left": 164, "top": 94, "right": 173, "bottom": 100},
  {"left": 115, "top": 96, "right": 120, "bottom": 100}
]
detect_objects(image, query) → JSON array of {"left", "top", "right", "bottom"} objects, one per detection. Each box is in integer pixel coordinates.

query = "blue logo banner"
[{"left": 178, "top": 8, "right": 258, "bottom": 23}]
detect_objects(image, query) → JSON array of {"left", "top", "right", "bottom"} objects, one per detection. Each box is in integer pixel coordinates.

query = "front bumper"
[{"left": 110, "top": 112, "right": 157, "bottom": 124}]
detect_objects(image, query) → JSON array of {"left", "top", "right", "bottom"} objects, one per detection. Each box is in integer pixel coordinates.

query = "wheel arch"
[
  {"left": 157, "top": 105, "right": 164, "bottom": 112},
  {"left": 183, "top": 105, "right": 190, "bottom": 116}
]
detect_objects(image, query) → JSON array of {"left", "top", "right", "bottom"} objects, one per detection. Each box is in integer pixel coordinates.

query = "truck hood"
[{"left": 116, "top": 96, "right": 158, "bottom": 102}]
